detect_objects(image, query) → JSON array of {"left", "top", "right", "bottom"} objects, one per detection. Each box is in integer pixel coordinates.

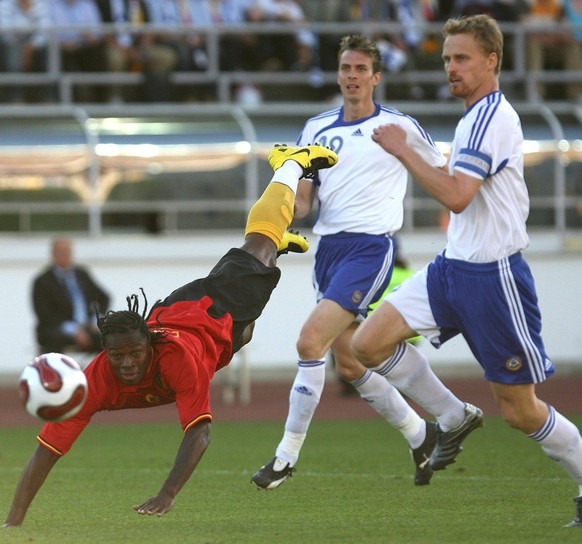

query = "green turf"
[{"left": 1, "top": 417, "right": 581, "bottom": 543}]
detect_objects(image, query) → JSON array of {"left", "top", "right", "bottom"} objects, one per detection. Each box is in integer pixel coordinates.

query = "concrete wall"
[{"left": 1, "top": 231, "right": 581, "bottom": 385}]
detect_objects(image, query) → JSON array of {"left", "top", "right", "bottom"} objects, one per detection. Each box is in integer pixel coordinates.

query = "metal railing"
[
  {"left": 0, "top": 21, "right": 581, "bottom": 103},
  {"left": 0, "top": 22, "right": 581, "bottom": 239},
  {"left": 0, "top": 100, "right": 580, "bottom": 241}
]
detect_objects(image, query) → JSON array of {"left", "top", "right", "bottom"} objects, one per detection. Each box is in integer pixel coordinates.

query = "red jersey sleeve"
[
  {"left": 37, "top": 415, "right": 91, "bottom": 456},
  {"left": 36, "top": 356, "right": 112, "bottom": 455}
]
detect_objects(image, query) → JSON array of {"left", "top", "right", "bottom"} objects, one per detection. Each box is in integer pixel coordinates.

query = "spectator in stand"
[
  {"left": 32, "top": 237, "right": 110, "bottom": 356},
  {"left": 181, "top": 0, "right": 258, "bottom": 100},
  {"left": 301, "top": 0, "right": 345, "bottom": 72},
  {"left": 449, "top": 0, "right": 528, "bottom": 97},
  {"left": 143, "top": 0, "right": 212, "bottom": 101},
  {"left": 98, "top": 0, "right": 209, "bottom": 103},
  {"left": 325, "top": 0, "right": 423, "bottom": 100},
  {"left": 521, "top": 0, "right": 582, "bottom": 100},
  {"left": 95, "top": 0, "right": 155, "bottom": 103},
  {"left": 563, "top": 0, "right": 582, "bottom": 101},
  {"left": 307, "top": 0, "right": 417, "bottom": 101},
  {"left": 195, "top": 0, "right": 258, "bottom": 72},
  {"left": 49, "top": 0, "right": 108, "bottom": 102},
  {"left": 423, "top": 0, "right": 524, "bottom": 20},
  {"left": 410, "top": 0, "right": 451, "bottom": 99},
  {"left": 565, "top": 0, "right": 582, "bottom": 41},
  {"left": 452, "top": 0, "right": 522, "bottom": 19},
  {"left": 0, "top": 0, "right": 50, "bottom": 103},
  {"left": 248, "top": 0, "right": 316, "bottom": 71}
]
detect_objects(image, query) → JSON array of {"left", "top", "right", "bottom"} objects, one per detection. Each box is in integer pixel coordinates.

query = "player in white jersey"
[
  {"left": 298, "top": 104, "right": 441, "bottom": 236},
  {"left": 252, "top": 33, "right": 483, "bottom": 490},
  {"left": 352, "top": 15, "right": 582, "bottom": 527},
  {"left": 445, "top": 93, "right": 530, "bottom": 262}
]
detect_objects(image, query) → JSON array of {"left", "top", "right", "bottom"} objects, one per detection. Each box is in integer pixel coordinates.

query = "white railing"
[
  {"left": 0, "top": 21, "right": 581, "bottom": 103},
  {"left": 0, "top": 101, "right": 581, "bottom": 242}
]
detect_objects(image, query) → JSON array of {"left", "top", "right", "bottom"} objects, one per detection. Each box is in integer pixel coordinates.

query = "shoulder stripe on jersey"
[
  {"left": 307, "top": 107, "right": 341, "bottom": 123},
  {"left": 301, "top": 108, "right": 343, "bottom": 144},
  {"left": 37, "top": 435, "right": 64, "bottom": 456},
  {"left": 498, "top": 257, "right": 546, "bottom": 383},
  {"left": 468, "top": 92, "right": 502, "bottom": 151},
  {"left": 379, "top": 105, "right": 437, "bottom": 146},
  {"left": 183, "top": 413, "right": 212, "bottom": 432}
]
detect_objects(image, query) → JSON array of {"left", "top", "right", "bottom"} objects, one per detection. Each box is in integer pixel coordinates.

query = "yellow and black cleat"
[
  {"left": 277, "top": 229, "right": 309, "bottom": 257},
  {"left": 268, "top": 143, "right": 338, "bottom": 179}
]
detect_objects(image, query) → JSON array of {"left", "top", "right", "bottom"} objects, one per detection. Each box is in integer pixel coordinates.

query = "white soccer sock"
[
  {"left": 275, "top": 359, "right": 326, "bottom": 466},
  {"left": 271, "top": 161, "right": 303, "bottom": 193},
  {"left": 352, "top": 369, "right": 425, "bottom": 448},
  {"left": 530, "top": 405, "right": 582, "bottom": 488},
  {"left": 373, "top": 342, "right": 466, "bottom": 431}
]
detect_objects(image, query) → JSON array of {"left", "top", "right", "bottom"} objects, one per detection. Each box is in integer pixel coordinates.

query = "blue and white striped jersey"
[{"left": 446, "top": 91, "right": 530, "bottom": 262}]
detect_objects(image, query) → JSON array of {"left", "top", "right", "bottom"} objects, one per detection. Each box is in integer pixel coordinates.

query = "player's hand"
[
  {"left": 132, "top": 493, "right": 175, "bottom": 517},
  {"left": 372, "top": 124, "right": 408, "bottom": 157}
]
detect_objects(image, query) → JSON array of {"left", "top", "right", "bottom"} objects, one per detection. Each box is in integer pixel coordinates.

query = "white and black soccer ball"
[{"left": 19, "top": 352, "right": 88, "bottom": 422}]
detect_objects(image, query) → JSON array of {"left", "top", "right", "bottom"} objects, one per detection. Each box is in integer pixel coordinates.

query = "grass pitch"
[{"left": 1, "top": 417, "right": 581, "bottom": 544}]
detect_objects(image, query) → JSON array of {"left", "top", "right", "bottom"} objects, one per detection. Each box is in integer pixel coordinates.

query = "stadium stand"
[{"left": 0, "top": 18, "right": 580, "bottom": 237}]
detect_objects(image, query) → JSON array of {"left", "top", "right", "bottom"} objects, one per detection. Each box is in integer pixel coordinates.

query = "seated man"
[{"left": 32, "top": 237, "right": 110, "bottom": 355}]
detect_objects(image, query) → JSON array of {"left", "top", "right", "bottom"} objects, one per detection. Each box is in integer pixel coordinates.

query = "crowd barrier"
[
  {"left": 0, "top": 101, "right": 581, "bottom": 242},
  {"left": 0, "top": 21, "right": 581, "bottom": 103}
]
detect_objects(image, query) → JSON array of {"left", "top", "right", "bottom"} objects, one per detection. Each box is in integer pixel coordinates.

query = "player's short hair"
[
  {"left": 337, "top": 34, "right": 383, "bottom": 74},
  {"left": 98, "top": 289, "right": 161, "bottom": 347},
  {"left": 442, "top": 14, "right": 504, "bottom": 74}
]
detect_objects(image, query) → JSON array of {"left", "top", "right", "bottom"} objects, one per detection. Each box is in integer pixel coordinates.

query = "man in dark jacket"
[{"left": 32, "top": 237, "right": 110, "bottom": 354}]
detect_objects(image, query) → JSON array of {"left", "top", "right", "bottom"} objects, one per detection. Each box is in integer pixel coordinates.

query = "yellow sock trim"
[{"left": 244, "top": 183, "right": 295, "bottom": 247}]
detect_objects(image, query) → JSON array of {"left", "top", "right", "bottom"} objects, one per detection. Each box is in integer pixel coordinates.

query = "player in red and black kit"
[{"left": 2, "top": 144, "right": 338, "bottom": 528}]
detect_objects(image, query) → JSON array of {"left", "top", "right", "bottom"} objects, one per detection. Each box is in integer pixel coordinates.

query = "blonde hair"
[{"left": 443, "top": 14, "right": 504, "bottom": 75}]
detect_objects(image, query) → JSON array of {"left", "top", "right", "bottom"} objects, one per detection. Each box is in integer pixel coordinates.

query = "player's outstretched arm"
[
  {"left": 3, "top": 445, "right": 60, "bottom": 527},
  {"left": 132, "top": 421, "right": 211, "bottom": 517}
]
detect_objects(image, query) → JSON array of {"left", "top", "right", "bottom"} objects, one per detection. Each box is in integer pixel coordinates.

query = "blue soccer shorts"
[
  {"left": 387, "top": 251, "right": 554, "bottom": 384},
  {"left": 314, "top": 232, "right": 394, "bottom": 320}
]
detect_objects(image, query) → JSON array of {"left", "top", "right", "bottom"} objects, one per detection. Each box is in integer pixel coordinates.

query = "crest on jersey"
[
  {"left": 505, "top": 356, "right": 523, "bottom": 372},
  {"left": 352, "top": 290, "right": 363, "bottom": 304}
]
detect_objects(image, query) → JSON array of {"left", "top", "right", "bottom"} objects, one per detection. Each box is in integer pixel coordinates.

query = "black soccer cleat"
[
  {"left": 411, "top": 421, "right": 438, "bottom": 486},
  {"left": 251, "top": 456, "right": 296, "bottom": 490},
  {"left": 564, "top": 495, "right": 582, "bottom": 527},
  {"left": 430, "top": 403, "right": 484, "bottom": 471}
]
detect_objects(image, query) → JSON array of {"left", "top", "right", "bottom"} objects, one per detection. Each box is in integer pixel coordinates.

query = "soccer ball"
[{"left": 19, "top": 352, "right": 88, "bottom": 422}]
